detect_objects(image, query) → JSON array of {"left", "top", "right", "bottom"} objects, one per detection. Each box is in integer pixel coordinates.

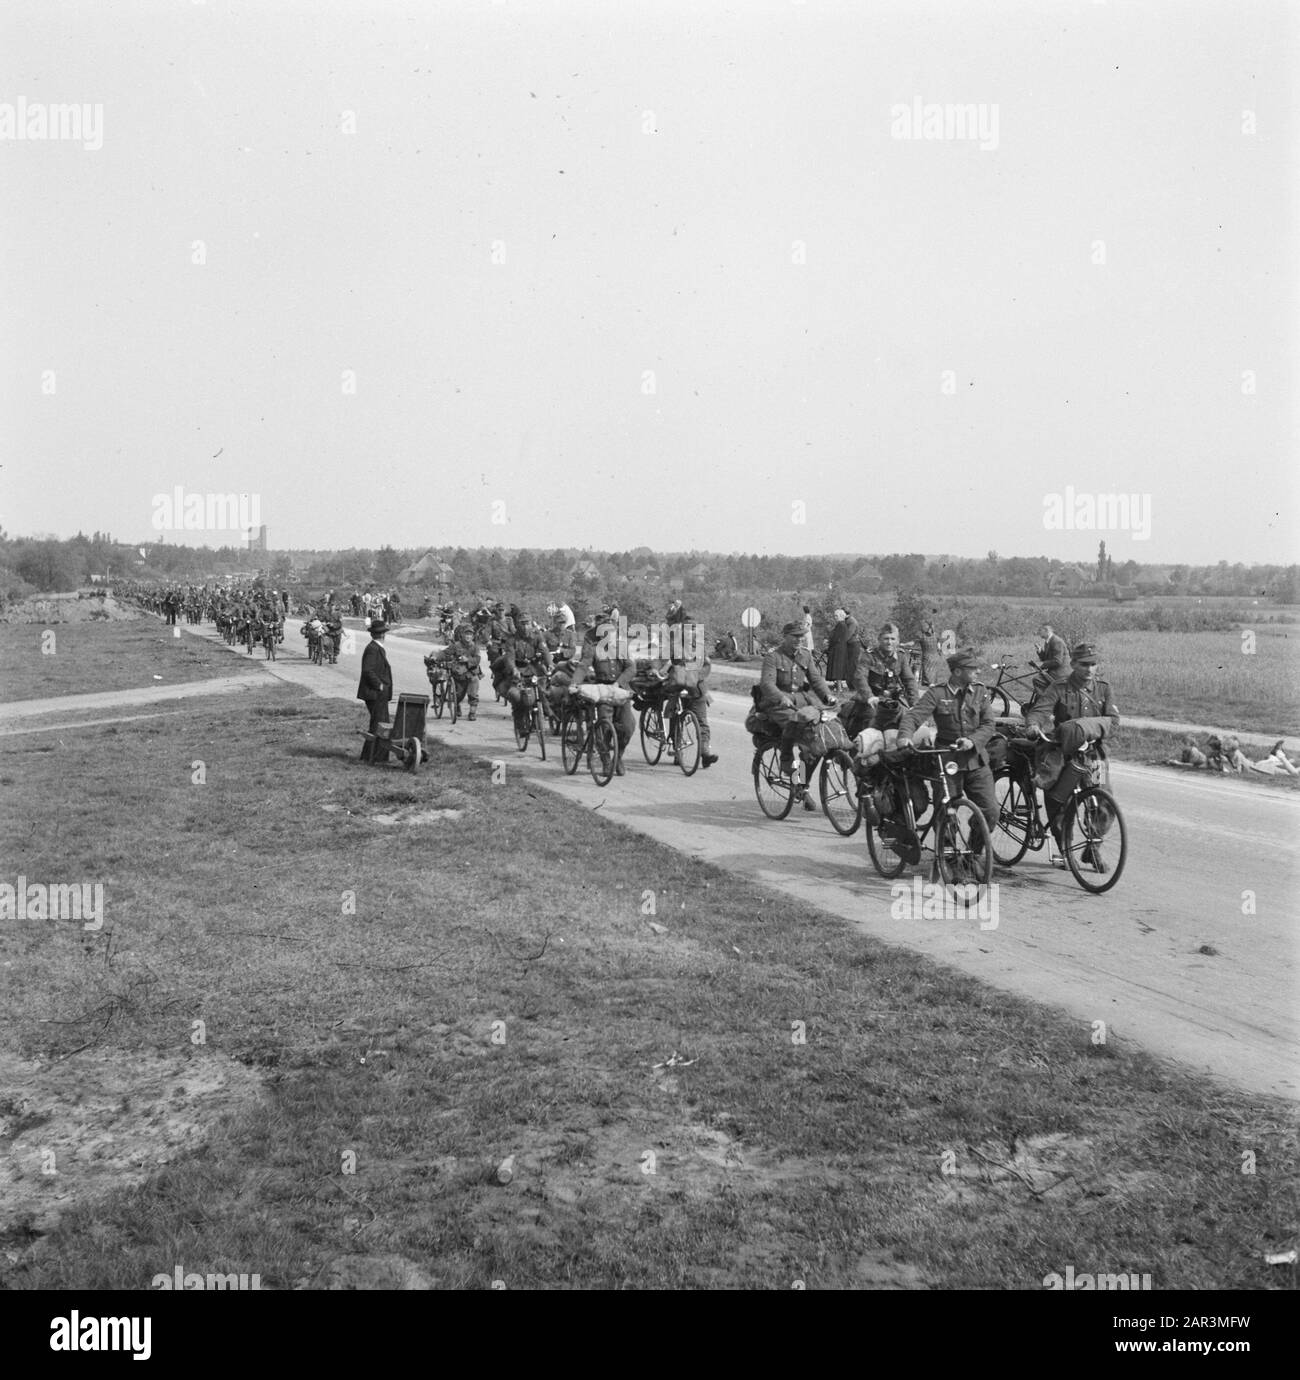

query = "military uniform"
[
  {"left": 429, "top": 623, "right": 482, "bottom": 717},
  {"left": 1025, "top": 666, "right": 1120, "bottom": 839},
  {"left": 758, "top": 644, "right": 833, "bottom": 765},
  {"left": 575, "top": 620, "right": 636, "bottom": 771},
  {"left": 494, "top": 628, "right": 553, "bottom": 730},
  {"left": 849, "top": 647, "right": 918, "bottom": 735},
  {"left": 897, "top": 675, "right": 999, "bottom": 830}
]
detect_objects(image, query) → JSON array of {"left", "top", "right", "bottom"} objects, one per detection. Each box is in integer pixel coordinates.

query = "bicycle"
[
  {"left": 425, "top": 662, "right": 458, "bottom": 724},
  {"left": 510, "top": 672, "right": 549, "bottom": 760},
  {"left": 559, "top": 692, "right": 620, "bottom": 787},
  {"left": 861, "top": 746, "right": 993, "bottom": 895},
  {"left": 987, "top": 653, "right": 1046, "bottom": 717},
  {"left": 635, "top": 681, "right": 702, "bottom": 776},
  {"left": 990, "top": 730, "right": 1127, "bottom": 894}
]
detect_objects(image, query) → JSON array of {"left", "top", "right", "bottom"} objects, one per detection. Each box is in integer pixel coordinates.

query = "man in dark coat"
[
  {"left": 826, "top": 609, "right": 849, "bottom": 686},
  {"left": 357, "top": 620, "right": 394, "bottom": 762}
]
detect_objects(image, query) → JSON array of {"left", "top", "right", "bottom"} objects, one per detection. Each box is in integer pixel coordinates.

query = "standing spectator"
[
  {"left": 356, "top": 620, "right": 394, "bottom": 762},
  {"left": 801, "top": 604, "right": 814, "bottom": 652},
  {"left": 842, "top": 608, "right": 864, "bottom": 689},
  {"left": 918, "top": 620, "right": 940, "bottom": 686},
  {"left": 826, "top": 608, "right": 849, "bottom": 688},
  {"left": 1034, "top": 622, "right": 1069, "bottom": 690}
]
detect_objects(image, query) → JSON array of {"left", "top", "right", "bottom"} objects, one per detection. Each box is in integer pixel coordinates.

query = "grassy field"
[
  {"left": 712, "top": 624, "right": 1299, "bottom": 740},
  {"left": 1, "top": 655, "right": 1296, "bottom": 1288},
  {"left": 0, "top": 619, "right": 243, "bottom": 703}
]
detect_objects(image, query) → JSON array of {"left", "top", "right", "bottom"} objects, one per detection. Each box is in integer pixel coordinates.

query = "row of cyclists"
[
  {"left": 422, "top": 599, "right": 719, "bottom": 774},
  {"left": 754, "top": 618, "right": 1120, "bottom": 863}
]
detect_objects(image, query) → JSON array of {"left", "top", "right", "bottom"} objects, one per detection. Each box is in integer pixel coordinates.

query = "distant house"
[
  {"left": 845, "top": 562, "right": 883, "bottom": 593},
  {"left": 1048, "top": 564, "right": 1093, "bottom": 595},
  {"left": 1134, "top": 566, "right": 1175, "bottom": 596},
  {"left": 398, "top": 553, "right": 455, "bottom": 587},
  {"left": 569, "top": 558, "right": 601, "bottom": 583}
]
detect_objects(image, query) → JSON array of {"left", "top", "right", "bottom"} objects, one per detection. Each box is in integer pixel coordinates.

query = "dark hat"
[
  {"left": 369, "top": 620, "right": 388, "bottom": 636},
  {"left": 1070, "top": 642, "right": 1099, "bottom": 665},
  {"left": 946, "top": 646, "right": 981, "bottom": 670},
  {"left": 781, "top": 621, "right": 802, "bottom": 636}
]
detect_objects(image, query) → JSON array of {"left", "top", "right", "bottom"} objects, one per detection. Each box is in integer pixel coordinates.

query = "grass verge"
[{"left": 0, "top": 619, "right": 244, "bottom": 702}]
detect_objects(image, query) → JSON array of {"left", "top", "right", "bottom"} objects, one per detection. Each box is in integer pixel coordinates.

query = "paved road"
[{"left": 193, "top": 621, "right": 1300, "bottom": 1103}]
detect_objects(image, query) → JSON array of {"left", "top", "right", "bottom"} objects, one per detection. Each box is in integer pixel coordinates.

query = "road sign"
[{"left": 740, "top": 606, "right": 761, "bottom": 628}]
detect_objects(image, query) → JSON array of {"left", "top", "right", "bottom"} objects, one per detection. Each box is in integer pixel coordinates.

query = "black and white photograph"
[{"left": 2, "top": 0, "right": 1297, "bottom": 1326}]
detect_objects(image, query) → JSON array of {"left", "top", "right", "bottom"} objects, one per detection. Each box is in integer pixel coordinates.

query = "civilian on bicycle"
[{"left": 895, "top": 647, "right": 999, "bottom": 833}]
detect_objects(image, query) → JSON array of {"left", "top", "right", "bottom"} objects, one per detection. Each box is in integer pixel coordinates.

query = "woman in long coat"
[
  {"left": 825, "top": 608, "right": 849, "bottom": 686},
  {"left": 842, "top": 610, "right": 864, "bottom": 687}
]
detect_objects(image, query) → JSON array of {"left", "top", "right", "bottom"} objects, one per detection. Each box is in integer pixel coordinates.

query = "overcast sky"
[{"left": 2, "top": 0, "right": 1296, "bottom": 566}]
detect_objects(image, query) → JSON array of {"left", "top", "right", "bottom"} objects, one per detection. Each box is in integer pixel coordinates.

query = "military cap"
[
  {"left": 946, "top": 646, "right": 981, "bottom": 670},
  {"left": 1070, "top": 642, "right": 1099, "bottom": 665},
  {"left": 781, "top": 621, "right": 802, "bottom": 636}
]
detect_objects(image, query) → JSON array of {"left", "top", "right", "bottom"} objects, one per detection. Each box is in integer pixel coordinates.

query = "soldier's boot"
[{"left": 699, "top": 724, "right": 718, "bottom": 769}]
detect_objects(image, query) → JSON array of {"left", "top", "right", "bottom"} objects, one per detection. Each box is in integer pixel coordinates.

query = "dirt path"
[{"left": 0, "top": 673, "right": 273, "bottom": 722}]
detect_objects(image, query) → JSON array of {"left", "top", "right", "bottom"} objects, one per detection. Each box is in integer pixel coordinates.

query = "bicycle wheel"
[
  {"left": 674, "top": 709, "right": 701, "bottom": 776},
  {"left": 640, "top": 705, "right": 664, "bottom": 765},
  {"left": 430, "top": 679, "right": 445, "bottom": 719},
  {"left": 936, "top": 801, "right": 993, "bottom": 893},
  {"left": 1062, "top": 786, "right": 1126, "bottom": 894},
  {"left": 819, "top": 750, "right": 861, "bottom": 836},
  {"left": 560, "top": 710, "right": 584, "bottom": 775},
  {"left": 752, "top": 744, "right": 795, "bottom": 820},
  {"left": 864, "top": 783, "right": 909, "bottom": 877},
  {"left": 447, "top": 683, "right": 460, "bottom": 725},
  {"left": 991, "top": 770, "right": 1032, "bottom": 866},
  {"left": 590, "top": 719, "right": 617, "bottom": 787},
  {"left": 513, "top": 712, "right": 530, "bottom": 753},
  {"left": 989, "top": 686, "right": 1010, "bottom": 717},
  {"left": 535, "top": 709, "right": 546, "bottom": 761}
]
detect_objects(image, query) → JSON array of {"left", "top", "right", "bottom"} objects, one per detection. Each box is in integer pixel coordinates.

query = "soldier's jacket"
[
  {"left": 431, "top": 630, "right": 481, "bottom": 677},
  {"left": 487, "top": 615, "right": 515, "bottom": 646},
  {"left": 898, "top": 680, "right": 997, "bottom": 763},
  {"left": 575, "top": 625, "right": 633, "bottom": 687},
  {"left": 1025, "top": 676, "right": 1119, "bottom": 749},
  {"left": 496, "top": 632, "right": 552, "bottom": 680},
  {"left": 759, "top": 647, "right": 830, "bottom": 707},
  {"left": 852, "top": 648, "right": 918, "bottom": 706}
]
